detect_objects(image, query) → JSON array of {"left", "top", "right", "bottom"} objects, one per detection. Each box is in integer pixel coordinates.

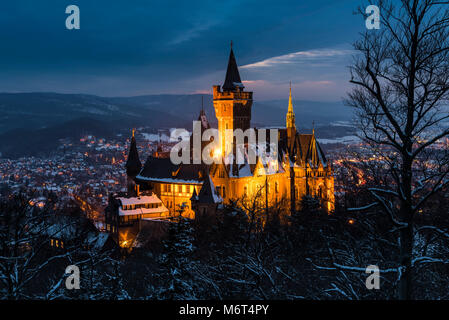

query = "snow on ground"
[
  {"left": 317, "top": 135, "right": 360, "bottom": 144},
  {"left": 141, "top": 133, "right": 171, "bottom": 142},
  {"left": 141, "top": 129, "right": 191, "bottom": 142}
]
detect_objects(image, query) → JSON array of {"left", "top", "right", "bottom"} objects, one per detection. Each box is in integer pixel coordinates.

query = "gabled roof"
[
  {"left": 278, "top": 128, "right": 327, "bottom": 167},
  {"left": 222, "top": 46, "right": 244, "bottom": 91},
  {"left": 137, "top": 157, "right": 207, "bottom": 184},
  {"left": 197, "top": 175, "right": 222, "bottom": 204}
]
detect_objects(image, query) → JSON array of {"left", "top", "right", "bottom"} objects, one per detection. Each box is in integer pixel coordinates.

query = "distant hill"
[
  {"left": 0, "top": 92, "right": 354, "bottom": 133},
  {"left": 0, "top": 92, "right": 355, "bottom": 158},
  {"left": 0, "top": 117, "right": 118, "bottom": 158},
  {"left": 252, "top": 99, "right": 354, "bottom": 128},
  {"left": 108, "top": 94, "right": 354, "bottom": 128},
  {"left": 0, "top": 92, "right": 188, "bottom": 134}
]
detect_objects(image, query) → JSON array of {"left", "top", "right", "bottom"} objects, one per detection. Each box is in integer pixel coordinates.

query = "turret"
[
  {"left": 222, "top": 41, "right": 244, "bottom": 92},
  {"left": 286, "top": 82, "right": 296, "bottom": 129},
  {"left": 286, "top": 82, "right": 297, "bottom": 142},
  {"left": 213, "top": 42, "right": 253, "bottom": 156},
  {"left": 193, "top": 174, "right": 222, "bottom": 218},
  {"left": 125, "top": 129, "right": 142, "bottom": 195}
]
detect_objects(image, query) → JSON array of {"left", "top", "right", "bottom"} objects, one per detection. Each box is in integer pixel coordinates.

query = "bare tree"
[{"left": 346, "top": 0, "right": 449, "bottom": 299}]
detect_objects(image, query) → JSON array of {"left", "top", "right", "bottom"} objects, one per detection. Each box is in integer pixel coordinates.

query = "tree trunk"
[
  {"left": 399, "top": 155, "right": 413, "bottom": 300},
  {"left": 399, "top": 223, "right": 413, "bottom": 299}
]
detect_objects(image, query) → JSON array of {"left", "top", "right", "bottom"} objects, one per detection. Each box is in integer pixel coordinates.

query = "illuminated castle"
[{"left": 125, "top": 45, "right": 334, "bottom": 219}]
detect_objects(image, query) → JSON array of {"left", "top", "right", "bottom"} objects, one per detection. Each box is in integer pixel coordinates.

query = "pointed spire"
[
  {"left": 288, "top": 81, "right": 293, "bottom": 112},
  {"left": 286, "top": 82, "right": 296, "bottom": 129},
  {"left": 308, "top": 123, "right": 320, "bottom": 168},
  {"left": 222, "top": 42, "right": 243, "bottom": 91},
  {"left": 197, "top": 175, "right": 222, "bottom": 204},
  {"left": 126, "top": 129, "right": 142, "bottom": 177}
]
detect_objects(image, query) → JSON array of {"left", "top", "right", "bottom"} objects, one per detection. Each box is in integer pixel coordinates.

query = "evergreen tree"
[{"left": 157, "top": 209, "right": 196, "bottom": 300}]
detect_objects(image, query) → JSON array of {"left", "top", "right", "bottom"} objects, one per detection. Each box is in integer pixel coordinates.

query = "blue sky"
[{"left": 0, "top": 0, "right": 366, "bottom": 100}]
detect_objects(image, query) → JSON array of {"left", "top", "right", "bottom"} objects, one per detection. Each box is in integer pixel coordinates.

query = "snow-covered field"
[
  {"left": 317, "top": 135, "right": 360, "bottom": 144},
  {"left": 141, "top": 129, "right": 191, "bottom": 142}
]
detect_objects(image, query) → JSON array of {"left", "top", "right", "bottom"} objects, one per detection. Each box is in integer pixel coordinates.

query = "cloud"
[
  {"left": 168, "top": 20, "right": 220, "bottom": 45},
  {"left": 242, "top": 80, "right": 269, "bottom": 85},
  {"left": 297, "top": 80, "right": 334, "bottom": 87},
  {"left": 241, "top": 48, "right": 353, "bottom": 69},
  {"left": 192, "top": 89, "right": 211, "bottom": 94}
]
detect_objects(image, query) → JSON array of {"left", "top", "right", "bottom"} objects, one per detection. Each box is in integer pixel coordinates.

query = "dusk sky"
[{"left": 0, "top": 0, "right": 366, "bottom": 101}]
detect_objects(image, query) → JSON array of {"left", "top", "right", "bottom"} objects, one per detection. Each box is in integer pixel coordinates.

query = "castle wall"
[
  {"left": 213, "top": 85, "right": 253, "bottom": 155},
  {"left": 210, "top": 166, "right": 334, "bottom": 212}
]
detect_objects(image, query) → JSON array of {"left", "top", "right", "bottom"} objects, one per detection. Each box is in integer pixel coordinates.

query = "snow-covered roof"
[
  {"left": 117, "top": 194, "right": 162, "bottom": 206},
  {"left": 118, "top": 206, "right": 169, "bottom": 216},
  {"left": 136, "top": 176, "right": 201, "bottom": 184}
]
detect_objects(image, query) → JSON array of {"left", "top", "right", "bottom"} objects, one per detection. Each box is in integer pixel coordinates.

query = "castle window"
[
  {"left": 318, "top": 186, "right": 323, "bottom": 198},
  {"left": 222, "top": 186, "right": 226, "bottom": 198},
  {"left": 275, "top": 182, "right": 279, "bottom": 193},
  {"left": 244, "top": 186, "right": 248, "bottom": 197}
]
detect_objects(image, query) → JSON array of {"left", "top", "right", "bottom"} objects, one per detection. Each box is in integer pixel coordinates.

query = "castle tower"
[
  {"left": 125, "top": 129, "right": 142, "bottom": 195},
  {"left": 213, "top": 43, "right": 253, "bottom": 156},
  {"left": 286, "top": 82, "right": 296, "bottom": 142}
]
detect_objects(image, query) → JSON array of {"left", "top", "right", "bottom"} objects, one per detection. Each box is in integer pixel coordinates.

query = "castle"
[{"left": 110, "top": 45, "right": 334, "bottom": 234}]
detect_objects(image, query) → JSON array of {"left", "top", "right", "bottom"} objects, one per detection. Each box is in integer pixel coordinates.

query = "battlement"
[{"left": 213, "top": 85, "right": 253, "bottom": 101}]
